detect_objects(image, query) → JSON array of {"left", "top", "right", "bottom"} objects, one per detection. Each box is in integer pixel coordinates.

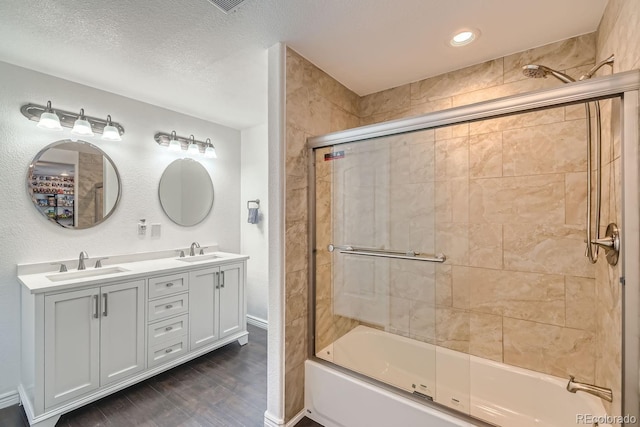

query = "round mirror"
[
  {"left": 158, "top": 158, "right": 214, "bottom": 226},
  {"left": 27, "top": 139, "right": 121, "bottom": 229}
]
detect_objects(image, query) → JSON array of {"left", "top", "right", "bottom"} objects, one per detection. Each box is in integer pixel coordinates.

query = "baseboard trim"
[
  {"left": 247, "top": 314, "right": 268, "bottom": 330},
  {"left": 0, "top": 390, "right": 19, "bottom": 409},
  {"left": 264, "top": 410, "right": 284, "bottom": 426},
  {"left": 285, "top": 410, "right": 306, "bottom": 427}
]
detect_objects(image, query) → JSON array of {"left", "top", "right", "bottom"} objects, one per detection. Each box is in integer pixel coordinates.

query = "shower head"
[
  {"left": 522, "top": 64, "right": 576, "bottom": 84},
  {"left": 579, "top": 54, "right": 615, "bottom": 80}
]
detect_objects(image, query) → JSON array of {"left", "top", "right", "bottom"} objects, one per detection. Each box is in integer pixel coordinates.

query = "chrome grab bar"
[{"left": 328, "top": 244, "right": 446, "bottom": 263}]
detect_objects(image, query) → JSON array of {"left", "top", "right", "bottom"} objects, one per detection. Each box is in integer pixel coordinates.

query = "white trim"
[
  {"left": 247, "top": 314, "right": 268, "bottom": 329},
  {"left": 0, "top": 390, "right": 19, "bottom": 409},
  {"left": 264, "top": 410, "right": 285, "bottom": 427},
  {"left": 285, "top": 410, "right": 307, "bottom": 427}
]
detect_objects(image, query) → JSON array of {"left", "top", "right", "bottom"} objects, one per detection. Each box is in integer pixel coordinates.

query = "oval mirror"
[
  {"left": 158, "top": 158, "right": 214, "bottom": 226},
  {"left": 27, "top": 139, "right": 121, "bottom": 229}
]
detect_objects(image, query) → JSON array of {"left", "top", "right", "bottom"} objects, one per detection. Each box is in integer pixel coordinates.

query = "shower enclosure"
[{"left": 307, "top": 71, "right": 640, "bottom": 426}]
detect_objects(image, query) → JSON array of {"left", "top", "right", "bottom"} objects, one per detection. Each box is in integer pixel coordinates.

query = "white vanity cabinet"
[
  {"left": 43, "top": 280, "right": 145, "bottom": 409},
  {"left": 189, "top": 262, "right": 245, "bottom": 351},
  {"left": 18, "top": 253, "right": 248, "bottom": 427}
]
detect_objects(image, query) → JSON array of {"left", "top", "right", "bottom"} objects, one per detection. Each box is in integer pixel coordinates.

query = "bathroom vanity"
[{"left": 17, "top": 250, "right": 248, "bottom": 427}]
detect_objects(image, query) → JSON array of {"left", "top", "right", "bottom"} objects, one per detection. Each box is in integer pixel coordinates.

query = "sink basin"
[
  {"left": 177, "top": 253, "right": 223, "bottom": 263},
  {"left": 46, "top": 266, "right": 130, "bottom": 282}
]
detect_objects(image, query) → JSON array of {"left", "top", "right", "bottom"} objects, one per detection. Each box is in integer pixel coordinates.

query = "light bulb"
[
  {"left": 102, "top": 115, "right": 122, "bottom": 141},
  {"left": 71, "top": 108, "right": 94, "bottom": 137},
  {"left": 168, "top": 131, "right": 181, "bottom": 151},
  {"left": 204, "top": 138, "right": 217, "bottom": 158},
  {"left": 37, "top": 101, "right": 63, "bottom": 131},
  {"left": 187, "top": 135, "right": 199, "bottom": 155}
]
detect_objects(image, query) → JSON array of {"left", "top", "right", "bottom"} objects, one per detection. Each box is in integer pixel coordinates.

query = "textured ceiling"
[{"left": 0, "top": 0, "right": 608, "bottom": 130}]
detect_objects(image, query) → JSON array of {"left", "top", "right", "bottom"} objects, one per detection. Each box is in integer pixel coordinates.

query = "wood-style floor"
[{"left": 0, "top": 325, "right": 322, "bottom": 427}]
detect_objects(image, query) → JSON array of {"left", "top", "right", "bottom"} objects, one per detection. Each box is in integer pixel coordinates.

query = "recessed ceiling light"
[{"left": 450, "top": 29, "right": 479, "bottom": 47}]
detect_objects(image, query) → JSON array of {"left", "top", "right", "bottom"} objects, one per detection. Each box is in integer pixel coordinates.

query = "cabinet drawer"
[
  {"left": 148, "top": 314, "right": 189, "bottom": 348},
  {"left": 147, "top": 335, "right": 188, "bottom": 368},
  {"left": 147, "top": 293, "right": 188, "bottom": 322},
  {"left": 148, "top": 273, "right": 188, "bottom": 299}
]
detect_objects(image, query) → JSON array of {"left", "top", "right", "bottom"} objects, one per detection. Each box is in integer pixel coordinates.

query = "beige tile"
[
  {"left": 434, "top": 178, "right": 469, "bottom": 224},
  {"left": 409, "top": 97, "right": 453, "bottom": 117},
  {"left": 596, "top": 0, "right": 624, "bottom": 56},
  {"left": 503, "top": 33, "right": 595, "bottom": 83},
  {"left": 468, "top": 267, "right": 565, "bottom": 325},
  {"left": 330, "top": 106, "right": 360, "bottom": 133},
  {"left": 285, "top": 221, "right": 308, "bottom": 273},
  {"left": 435, "top": 223, "right": 469, "bottom": 266},
  {"left": 502, "top": 120, "right": 587, "bottom": 176},
  {"left": 469, "top": 108, "right": 565, "bottom": 135},
  {"left": 435, "top": 137, "right": 469, "bottom": 180},
  {"left": 408, "top": 135, "right": 435, "bottom": 184},
  {"left": 285, "top": 316, "right": 307, "bottom": 372},
  {"left": 469, "top": 312, "right": 503, "bottom": 362},
  {"left": 315, "top": 297, "right": 334, "bottom": 352},
  {"left": 360, "top": 84, "right": 411, "bottom": 117},
  {"left": 503, "top": 223, "right": 595, "bottom": 278},
  {"left": 435, "top": 307, "right": 470, "bottom": 352},
  {"left": 409, "top": 216, "right": 436, "bottom": 254},
  {"left": 469, "top": 132, "right": 502, "bottom": 179},
  {"left": 469, "top": 174, "right": 565, "bottom": 224},
  {"left": 304, "top": 58, "right": 360, "bottom": 116},
  {"left": 286, "top": 86, "right": 310, "bottom": 132},
  {"left": 286, "top": 47, "right": 306, "bottom": 96},
  {"left": 286, "top": 186, "right": 307, "bottom": 226},
  {"left": 389, "top": 263, "right": 436, "bottom": 305},
  {"left": 409, "top": 300, "right": 436, "bottom": 342},
  {"left": 435, "top": 264, "right": 452, "bottom": 307},
  {"left": 452, "top": 76, "right": 556, "bottom": 107},
  {"left": 503, "top": 318, "right": 595, "bottom": 382},
  {"left": 469, "top": 223, "right": 503, "bottom": 269},
  {"left": 285, "top": 283, "right": 308, "bottom": 324},
  {"left": 389, "top": 297, "right": 411, "bottom": 333},
  {"left": 565, "top": 172, "right": 587, "bottom": 226},
  {"left": 284, "top": 361, "right": 306, "bottom": 421},
  {"left": 435, "top": 123, "right": 469, "bottom": 141},
  {"left": 411, "top": 59, "right": 503, "bottom": 103},
  {"left": 566, "top": 276, "right": 596, "bottom": 331},
  {"left": 309, "top": 91, "right": 334, "bottom": 136},
  {"left": 451, "top": 266, "right": 470, "bottom": 309},
  {"left": 315, "top": 263, "right": 332, "bottom": 300}
]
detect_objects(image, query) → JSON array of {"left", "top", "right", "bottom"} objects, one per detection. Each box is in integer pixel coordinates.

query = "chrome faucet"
[
  {"left": 567, "top": 376, "right": 612, "bottom": 402},
  {"left": 78, "top": 251, "right": 89, "bottom": 270},
  {"left": 189, "top": 242, "right": 200, "bottom": 256}
]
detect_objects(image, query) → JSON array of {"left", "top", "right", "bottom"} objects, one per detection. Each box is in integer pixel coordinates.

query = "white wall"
[
  {"left": 0, "top": 61, "right": 242, "bottom": 397},
  {"left": 241, "top": 123, "right": 269, "bottom": 323}
]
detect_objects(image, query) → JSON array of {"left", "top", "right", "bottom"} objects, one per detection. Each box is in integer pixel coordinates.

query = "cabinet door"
[
  {"left": 189, "top": 267, "right": 218, "bottom": 350},
  {"left": 44, "top": 288, "right": 100, "bottom": 409},
  {"left": 219, "top": 263, "right": 244, "bottom": 339},
  {"left": 100, "top": 280, "right": 145, "bottom": 386}
]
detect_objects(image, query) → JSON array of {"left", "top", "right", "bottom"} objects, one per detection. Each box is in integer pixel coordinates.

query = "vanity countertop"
[{"left": 18, "top": 251, "right": 249, "bottom": 294}]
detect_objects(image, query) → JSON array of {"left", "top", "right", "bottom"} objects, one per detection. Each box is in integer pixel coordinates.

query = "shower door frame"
[{"left": 307, "top": 70, "right": 640, "bottom": 421}]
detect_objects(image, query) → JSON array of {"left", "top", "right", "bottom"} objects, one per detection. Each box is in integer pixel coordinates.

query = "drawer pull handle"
[
  {"left": 165, "top": 304, "right": 173, "bottom": 309},
  {"left": 165, "top": 326, "right": 173, "bottom": 332},
  {"left": 165, "top": 348, "right": 173, "bottom": 354},
  {"left": 166, "top": 282, "right": 174, "bottom": 287}
]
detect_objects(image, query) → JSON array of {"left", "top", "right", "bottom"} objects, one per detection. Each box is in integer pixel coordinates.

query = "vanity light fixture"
[
  {"left": 204, "top": 138, "right": 217, "bottom": 159},
  {"left": 21, "top": 101, "right": 125, "bottom": 139},
  {"left": 154, "top": 131, "right": 218, "bottom": 159},
  {"left": 102, "top": 115, "right": 122, "bottom": 141},
  {"left": 71, "top": 109, "right": 94, "bottom": 137},
  {"left": 187, "top": 135, "right": 200, "bottom": 155},
  {"left": 168, "top": 131, "right": 182, "bottom": 151},
  {"left": 36, "top": 101, "right": 63, "bottom": 131}
]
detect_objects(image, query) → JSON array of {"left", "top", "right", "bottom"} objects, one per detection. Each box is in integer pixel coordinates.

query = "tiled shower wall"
[
  {"left": 285, "top": 3, "right": 640, "bottom": 417},
  {"left": 594, "top": 0, "right": 640, "bottom": 417}
]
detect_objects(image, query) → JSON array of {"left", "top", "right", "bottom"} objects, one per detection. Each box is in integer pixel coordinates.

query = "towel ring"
[{"left": 247, "top": 199, "right": 260, "bottom": 209}]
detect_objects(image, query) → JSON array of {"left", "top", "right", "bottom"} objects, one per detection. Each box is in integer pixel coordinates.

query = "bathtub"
[{"left": 307, "top": 326, "right": 611, "bottom": 427}]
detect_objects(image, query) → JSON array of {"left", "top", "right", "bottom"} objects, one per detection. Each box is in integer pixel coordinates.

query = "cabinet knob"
[
  {"left": 165, "top": 326, "right": 173, "bottom": 332},
  {"left": 165, "top": 348, "right": 173, "bottom": 354},
  {"left": 165, "top": 304, "right": 173, "bottom": 309},
  {"left": 166, "top": 282, "right": 174, "bottom": 287}
]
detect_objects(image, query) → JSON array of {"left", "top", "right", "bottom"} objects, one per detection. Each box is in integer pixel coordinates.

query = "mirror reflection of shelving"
[{"left": 30, "top": 161, "right": 75, "bottom": 227}]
